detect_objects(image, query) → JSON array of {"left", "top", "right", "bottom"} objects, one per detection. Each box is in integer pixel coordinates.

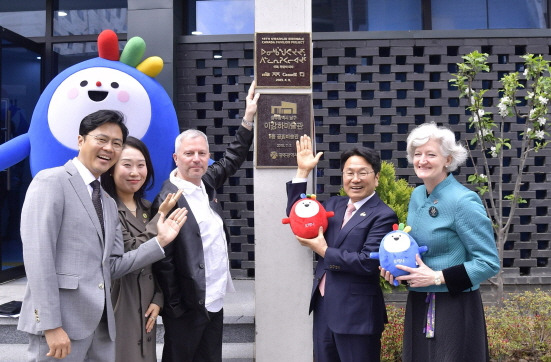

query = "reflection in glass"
[
  {"left": 313, "top": 0, "right": 421, "bottom": 32},
  {"left": 366, "top": 0, "right": 422, "bottom": 31},
  {"left": 433, "top": 0, "right": 547, "bottom": 30},
  {"left": 53, "top": 41, "right": 125, "bottom": 74},
  {"left": 0, "top": 1, "right": 45, "bottom": 37},
  {"left": 431, "top": 0, "right": 487, "bottom": 30},
  {"left": 489, "top": 0, "right": 547, "bottom": 29},
  {"left": 194, "top": 0, "right": 254, "bottom": 35},
  {"left": 54, "top": 0, "right": 127, "bottom": 36},
  {"left": 0, "top": 39, "right": 41, "bottom": 272}
]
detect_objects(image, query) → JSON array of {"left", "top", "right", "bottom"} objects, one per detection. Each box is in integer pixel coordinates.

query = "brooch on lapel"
[{"left": 429, "top": 206, "right": 438, "bottom": 218}]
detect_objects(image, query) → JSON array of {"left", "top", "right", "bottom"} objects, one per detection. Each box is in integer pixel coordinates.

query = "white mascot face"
[
  {"left": 383, "top": 231, "right": 411, "bottom": 253},
  {"left": 294, "top": 199, "right": 320, "bottom": 218},
  {"left": 48, "top": 67, "right": 152, "bottom": 149}
]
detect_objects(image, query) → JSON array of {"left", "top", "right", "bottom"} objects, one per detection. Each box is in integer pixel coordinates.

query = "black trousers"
[{"left": 161, "top": 308, "right": 224, "bottom": 362}]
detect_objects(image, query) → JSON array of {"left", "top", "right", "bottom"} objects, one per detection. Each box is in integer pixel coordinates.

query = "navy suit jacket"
[{"left": 286, "top": 182, "right": 397, "bottom": 336}]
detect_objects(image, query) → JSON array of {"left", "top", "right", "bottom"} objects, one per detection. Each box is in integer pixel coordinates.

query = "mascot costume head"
[
  {"left": 0, "top": 29, "right": 179, "bottom": 199},
  {"left": 370, "top": 223, "right": 428, "bottom": 286},
  {"left": 282, "top": 194, "right": 335, "bottom": 239}
]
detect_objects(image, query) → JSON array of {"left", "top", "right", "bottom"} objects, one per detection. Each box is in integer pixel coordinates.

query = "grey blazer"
[{"left": 17, "top": 160, "right": 164, "bottom": 341}]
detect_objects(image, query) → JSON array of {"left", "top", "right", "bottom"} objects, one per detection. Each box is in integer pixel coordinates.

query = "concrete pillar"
[
  {"left": 254, "top": 1, "right": 314, "bottom": 360},
  {"left": 127, "top": 0, "right": 174, "bottom": 101}
]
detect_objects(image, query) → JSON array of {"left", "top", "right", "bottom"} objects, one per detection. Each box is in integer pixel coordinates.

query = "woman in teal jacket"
[{"left": 382, "top": 122, "right": 500, "bottom": 361}]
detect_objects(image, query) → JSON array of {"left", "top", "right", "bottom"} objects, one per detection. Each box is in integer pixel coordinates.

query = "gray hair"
[
  {"left": 174, "top": 129, "right": 209, "bottom": 153},
  {"left": 406, "top": 123, "right": 467, "bottom": 172}
]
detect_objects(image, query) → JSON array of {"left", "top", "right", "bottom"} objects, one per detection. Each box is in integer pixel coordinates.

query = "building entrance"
[{"left": 0, "top": 26, "right": 42, "bottom": 283}]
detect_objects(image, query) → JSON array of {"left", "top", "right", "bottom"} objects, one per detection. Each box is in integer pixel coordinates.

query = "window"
[
  {"left": 190, "top": 0, "right": 254, "bottom": 35},
  {"left": 432, "top": 0, "right": 547, "bottom": 30},
  {"left": 54, "top": 0, "right": 127, "bottom": 36},
  {"left": 53, "top": 41, "right": 125, "bottom": 74},
  {"left": 0, "top": 1, "right": 46, "bottom": 37}
]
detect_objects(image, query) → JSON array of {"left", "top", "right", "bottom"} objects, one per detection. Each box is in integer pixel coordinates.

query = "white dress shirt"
[{"left": 170, "top": 169, "right": 234, "bottom": 312}]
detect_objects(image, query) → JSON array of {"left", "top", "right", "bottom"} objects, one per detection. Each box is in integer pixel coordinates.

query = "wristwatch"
[
  {"left": 242, "top": 117, "right": 254, "bottom": 128},
  {"left": 434, "top": 273, "right": 442, "bottom": 286}
]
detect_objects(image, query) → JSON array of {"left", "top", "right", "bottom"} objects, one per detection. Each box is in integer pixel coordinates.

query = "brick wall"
[{"left": 176, "top": 31, "right": 551, "bottom": 287}]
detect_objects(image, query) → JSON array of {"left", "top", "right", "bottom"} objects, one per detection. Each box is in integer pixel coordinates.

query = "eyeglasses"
[
  {"left": 342, "top": 170, "right": 375, "bottom": 179},
  {"left": 86, "top": 134, "right": 123, "bottom": 150}
]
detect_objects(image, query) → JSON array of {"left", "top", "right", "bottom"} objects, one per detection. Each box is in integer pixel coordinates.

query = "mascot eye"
[
  {"left": 111, "top": 82, "right": 119, "bottom": 88},
  {"left": 80, "top": 80, "right": 88, "bottom": 87}
]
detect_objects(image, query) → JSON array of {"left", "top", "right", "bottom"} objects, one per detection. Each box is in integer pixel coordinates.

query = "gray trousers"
[{"left": 27, "top": 319, "right": 113, "bottom": 362}]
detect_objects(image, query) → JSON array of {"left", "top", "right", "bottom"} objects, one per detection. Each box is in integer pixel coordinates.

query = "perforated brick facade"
[{"left": 176, "top": 31, "right": 551, "bottom": 288}]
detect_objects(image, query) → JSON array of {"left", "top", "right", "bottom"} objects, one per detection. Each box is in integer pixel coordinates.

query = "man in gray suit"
[{"left": 18, "top": 110, "right": 188, "bottom": 361}]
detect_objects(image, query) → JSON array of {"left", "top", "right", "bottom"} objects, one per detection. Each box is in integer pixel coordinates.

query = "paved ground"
[{"left": 0, "top": 277, "right": 255, "bottom": 361}]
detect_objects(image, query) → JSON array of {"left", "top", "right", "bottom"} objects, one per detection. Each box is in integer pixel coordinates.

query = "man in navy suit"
[{"left": 286, "top": 135, "right": 398, "bottom": 362}]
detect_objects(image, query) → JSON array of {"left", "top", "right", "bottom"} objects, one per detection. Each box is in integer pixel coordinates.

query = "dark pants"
[
  {"left": 313, "top": 294, "right": 381, "bottom": 362},
  {"left": 161, "top": 309, "right": 224, "bottom": 362}
]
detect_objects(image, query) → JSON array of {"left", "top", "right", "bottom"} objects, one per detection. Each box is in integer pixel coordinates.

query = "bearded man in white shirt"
[{"left": 153, "top": 82, "right": 259, "bottom": 362}]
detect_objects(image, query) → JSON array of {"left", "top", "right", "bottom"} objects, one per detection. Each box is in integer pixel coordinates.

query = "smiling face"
[
  {"left": 412, "top": 138, "right": 451, "bottom": 190},
  {"left": 342, "top": 155, "right": 379, "bottom": 203},
  {"left": 77, "top": 122, "right": 123, "bottom": 178},
  {"left": 294, "top": 199, "right": 321, "bottom": 218},
  {"left": 113, "top": 146, "right": 147, "bottom": 199},
  {"left": 173, "top": 135, "right": 210, "bottom": 186},
  {"left": 48, "top": 66, "right": 152, "bottom": 150},
  {"left": 383, "top": 231, "right": 412, "bottom": 253}
]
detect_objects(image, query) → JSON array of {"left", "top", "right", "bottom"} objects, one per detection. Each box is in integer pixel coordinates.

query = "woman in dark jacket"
[{"left": 102, "top": 136, "right": 183, "bottom": 361}]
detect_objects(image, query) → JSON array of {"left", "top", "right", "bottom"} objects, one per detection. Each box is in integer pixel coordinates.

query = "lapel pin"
[
  {"left": 143, "top": 213, "right": 148, "bottom": 219},
  {"left": 360, "top": 212, "right": 366, "bottom": 217},
  {"left": 433, "top": 199, "right": 438, "bottom": 204},
  {"left": 429, "top": 206, "right": 438, "bottom": 218}
]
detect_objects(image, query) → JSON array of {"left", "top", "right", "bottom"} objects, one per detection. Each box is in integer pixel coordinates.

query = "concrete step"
[
  {"left": 0, "top": 278, "right": 255, "bottom": 361},
  {"left": 0, "top": 343, "right": 254, "bottom": 361}
]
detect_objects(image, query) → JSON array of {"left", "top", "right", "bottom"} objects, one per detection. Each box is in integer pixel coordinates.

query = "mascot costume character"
[
  {"left": 370, "top": 223, "right": 428, "bottom": 286},
  {"left": 282, "top": 194, "right": 335, "bottom": 239},
  {"left": 0, "top": 29, "right": 179, "bottom": 199}
]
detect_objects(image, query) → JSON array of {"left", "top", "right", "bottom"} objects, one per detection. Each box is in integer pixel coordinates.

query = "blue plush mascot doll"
[
  {"left": 0, "top": 29, "right": 179, "bottom": 199},
  {"left": 370, "top": 223, "right": 428, "bottom": 286}
]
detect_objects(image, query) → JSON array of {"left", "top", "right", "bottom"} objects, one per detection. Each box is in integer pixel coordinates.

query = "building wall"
[{"left": 175, "top": 30, "right": 551, "bottom": 288}]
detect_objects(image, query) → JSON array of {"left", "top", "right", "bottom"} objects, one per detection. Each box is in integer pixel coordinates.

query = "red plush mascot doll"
[{"left": 282, "top": 194, "right": 335, "bottom": 239}]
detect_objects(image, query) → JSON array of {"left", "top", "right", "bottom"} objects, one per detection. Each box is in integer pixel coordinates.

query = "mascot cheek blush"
[
  {"left": 370, "top": 223, "right": 428, "bottom": 286},
  {"left": 0, "top": 29, "right": 179, "bottom": 199},
  {"left": 282, "top": 194, "right": 335, "bottom": 239}
]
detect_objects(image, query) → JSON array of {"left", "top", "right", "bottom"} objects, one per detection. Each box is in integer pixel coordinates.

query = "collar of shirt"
[
  {"left": 169, "top": 168, "right": 205, "bottom": 196},
  {"left": 72, "top": 157, "right": 100, "bottom": 197},
  {"left": 349, "top": 191, "right": 376, "bottom": 212}
]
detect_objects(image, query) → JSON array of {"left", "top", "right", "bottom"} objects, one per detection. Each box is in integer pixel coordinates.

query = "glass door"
[{"left": 0, "top": 26, "right": 42, "bottom": 283}]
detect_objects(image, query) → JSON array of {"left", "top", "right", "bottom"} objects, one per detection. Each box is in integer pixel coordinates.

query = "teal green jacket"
[{"left": 406, "top": 174, "right": 500, "bottom": 293}]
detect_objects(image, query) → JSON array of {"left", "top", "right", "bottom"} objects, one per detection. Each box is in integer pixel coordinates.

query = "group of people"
[
  {"left": 288, "top": 124, "right": 500, "bottom": 362},
  {"left": 17, "top": 73, "right": 500, "bottom": 362},
  {"left": 17, "top": 82, "right": 259, "bottom": 362}
]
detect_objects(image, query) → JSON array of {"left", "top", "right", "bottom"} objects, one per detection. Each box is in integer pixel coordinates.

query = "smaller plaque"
[
  {"left": 255, "top": 32, "right": 311, "bottom": 88},
  {"left": 255, "top": 94, "right": 312, "bottom": 168}
]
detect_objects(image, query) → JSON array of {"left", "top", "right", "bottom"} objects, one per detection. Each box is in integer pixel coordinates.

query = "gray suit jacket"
[{"left": 17, "top": 160, "right": 164, "bottom": 341}]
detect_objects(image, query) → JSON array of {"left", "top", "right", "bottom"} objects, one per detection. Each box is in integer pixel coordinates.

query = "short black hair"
[
  {"left": 340, "top": 147, "right": 381, "bottom": 174},
  {"left": 79, "top": 110, "right": 128, "bottom": 142},
  {"left": 101, "top": 136, "right": 155, "bottom": 204}
]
